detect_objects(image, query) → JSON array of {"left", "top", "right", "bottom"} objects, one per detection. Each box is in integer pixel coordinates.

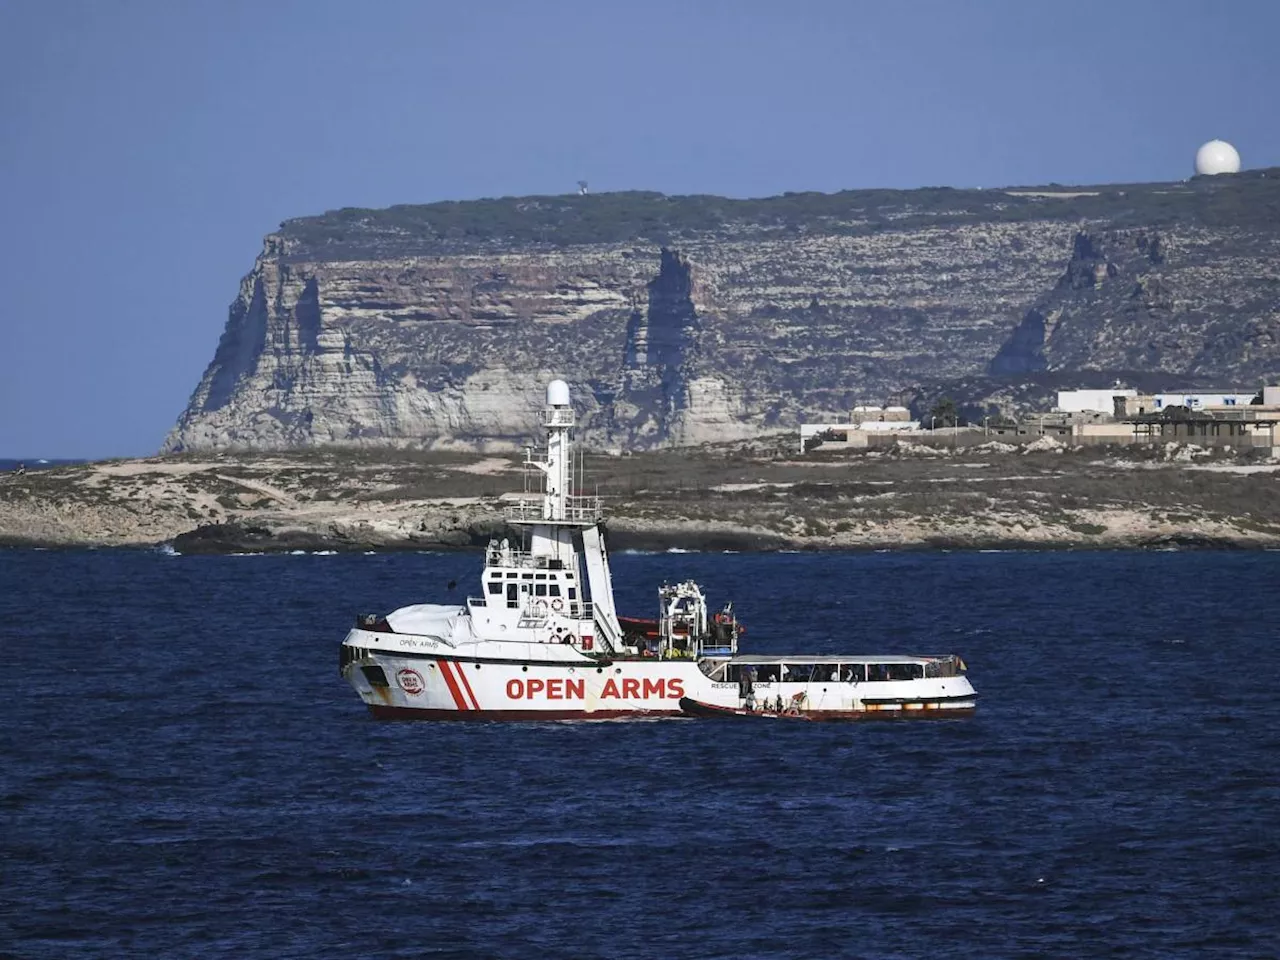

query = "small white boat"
[{"left": 339, "top": 380, "right": 977, "bottom": 721}]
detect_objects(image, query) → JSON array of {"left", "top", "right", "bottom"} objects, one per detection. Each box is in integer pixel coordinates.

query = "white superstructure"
[{"left": 339, "top": 380, "right": 976, "bottom": 720}]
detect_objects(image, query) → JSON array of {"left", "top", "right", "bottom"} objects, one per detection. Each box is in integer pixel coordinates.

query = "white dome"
[
  {"left": 546, "top": 379, "right": 571, "bottom": 407},
  {"left": 1195, "top": 140, "right": 1241, "bottom": 176}
]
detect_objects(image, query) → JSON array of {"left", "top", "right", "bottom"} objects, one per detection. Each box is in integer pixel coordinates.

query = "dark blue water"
[{"left": 2, "top": 548, "right": 1277, "bottom": 958}]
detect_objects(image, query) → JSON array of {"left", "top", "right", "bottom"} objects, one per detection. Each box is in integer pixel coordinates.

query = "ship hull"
[
  {"left": 367, "top": 705, "right": 681, "bottom": 721},
  {"left": 677, "top": 697, "right": 976, "bottom": 721},
  {"left": 341, "top": 628, "right": 977, "bottom": 722}
]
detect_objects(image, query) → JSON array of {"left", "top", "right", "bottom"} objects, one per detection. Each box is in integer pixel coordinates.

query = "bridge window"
[
  {"left": 549, "top": 584, "right": 562, "bottom": 597},
  {"left": 487, "top": 581, "right": 502, "bottom": 595},
  {"left": 840, "top": 664, "right": 866, "bottom": 682}
]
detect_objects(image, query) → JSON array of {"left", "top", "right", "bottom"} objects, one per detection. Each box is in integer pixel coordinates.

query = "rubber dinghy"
[{"left": 678, "top": 696, "right": 820, "bottom": 720}]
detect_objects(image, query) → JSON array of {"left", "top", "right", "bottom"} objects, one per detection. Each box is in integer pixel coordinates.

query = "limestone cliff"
[{"left": 166, "top": 173, "right": 1280, "bottom": 452}]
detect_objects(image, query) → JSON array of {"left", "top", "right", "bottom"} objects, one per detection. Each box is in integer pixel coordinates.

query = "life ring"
[
  {"left": 533, "top": 599, "right": 548, "bottom": 617},
  {"left": 551, "top": 598, "right": 564, "bottom": 612}
]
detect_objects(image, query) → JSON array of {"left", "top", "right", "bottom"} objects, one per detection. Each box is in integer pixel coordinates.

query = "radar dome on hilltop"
[{"left": 1195, "top": 139, "right": 1241, "bottom": 176}]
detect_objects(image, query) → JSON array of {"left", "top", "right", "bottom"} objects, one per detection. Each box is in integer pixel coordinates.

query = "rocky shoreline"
[{"left": 4, "top": 442, "right": 1280, "bottom": 555}]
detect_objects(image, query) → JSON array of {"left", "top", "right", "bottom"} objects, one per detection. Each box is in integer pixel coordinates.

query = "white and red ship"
[{"left": 339, "top": 380, "right": 977, "bottom": 721}]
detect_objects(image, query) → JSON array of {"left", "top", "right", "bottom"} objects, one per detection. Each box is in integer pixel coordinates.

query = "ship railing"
[
  {"left": 502, "top": 496, "right": 602, "bottom": 523},
  {"left": 542, "top": 409, "right": 576, "bottom": 427},
  {"left": 517, "top": 598, "right": 596, "bottom": 627},
  {"left": 484, "top": 546, "right": 577, "bottom": 570}
]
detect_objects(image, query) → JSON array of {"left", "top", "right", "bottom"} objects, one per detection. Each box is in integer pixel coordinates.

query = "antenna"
[{"left": 577, "top": 180, "right": 588, "bottom": 195}]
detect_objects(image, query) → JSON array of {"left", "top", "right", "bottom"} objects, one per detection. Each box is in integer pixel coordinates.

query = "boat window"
[
  {"left": 535, "top": 573, "right": 546, "bottom": 580},
  {"left": 487, "top": 581, "right": 502, "bottom": 595},
  {"left": 534, "top": 584, "right": 547, "bottom": 596},
  {"left": 700, "top": 661, "right": 729, "bottom": 681},
  {"left": 506, "top": 583, "right": 518, "bottom": 608},
  {"left": 521, "top": 573, "right": 534, "bottom": 580},
  {"left": 782, "top": 664, "right": 814, "bottom": 683},
  {"left": 549, "top": 584, "right": 562, "bottom": 597},
  {"left": 888, "top": 663, "right": 923, "bottom": 681},
  {"left": 568, "top": 587, "right": 577, "bottom": 600},
  {"left": 755, "top": 664, "right": 780, "bottom": 682},
  {"left": 840, "top": 664, "right": 866, "bottom": 682},
  {"left": 506, "top": 572, "right": 517, "bottom": 578},
  {"left": 925, "top": 658, "right": 959, "bottom": 679}
]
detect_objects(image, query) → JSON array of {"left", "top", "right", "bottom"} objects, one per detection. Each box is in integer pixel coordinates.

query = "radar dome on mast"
[
  {"left": 1194, "top": 140, "right": 1241, "bottom": 176},
  {"left": 547, "top": 379, "right": 571, "bottom": 407}
]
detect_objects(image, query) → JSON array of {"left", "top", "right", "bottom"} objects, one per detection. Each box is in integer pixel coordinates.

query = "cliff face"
[
  {"left": 166, "top": 174, "right": 1280, "bottom": 451},
  {"left": 988, "top": 223, "right": 1280, "bottom": 380}
]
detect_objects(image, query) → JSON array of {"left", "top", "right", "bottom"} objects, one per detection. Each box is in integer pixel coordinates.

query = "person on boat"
[{"left": 740, "top": 666, "right": 756, "bottom": 711}]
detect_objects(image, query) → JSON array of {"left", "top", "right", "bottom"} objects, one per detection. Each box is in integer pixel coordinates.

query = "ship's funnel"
[{"left": 546, "top": 379, "right": 571, "bottom": 407}]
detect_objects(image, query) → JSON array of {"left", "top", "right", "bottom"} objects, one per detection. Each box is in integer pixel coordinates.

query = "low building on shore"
[
  {"left": 799, "top": 405, "right": 920, "bottom": 452},
  {"left": 1056, "top": 388, "right": 1138, "bottom": 414},
  {"left": 1115, "top": 392, "right": 1258, "bottom": 417}
]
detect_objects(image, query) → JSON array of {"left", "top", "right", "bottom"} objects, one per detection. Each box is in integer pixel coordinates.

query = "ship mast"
[
  {"left": 503, "top": 380, "right": 625, "bottom": 651},
  {"left": 539, "top": 379, "right": 574, "bottom": 522}
]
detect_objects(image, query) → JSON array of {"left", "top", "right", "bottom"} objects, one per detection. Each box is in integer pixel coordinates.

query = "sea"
[{"left": 2, "top": 547, "right": 1277, "bottom": 959}]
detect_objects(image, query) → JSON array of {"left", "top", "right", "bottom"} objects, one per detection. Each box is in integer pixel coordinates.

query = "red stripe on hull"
[
  {"left": 453, "top": 662, "right": 481, "bottom": 710},
  {"left": 368, "top": 705, "right": 685, "bottom": 722},
  {"left": 436, "top": 662, "right": 469, "bottom": 711}
]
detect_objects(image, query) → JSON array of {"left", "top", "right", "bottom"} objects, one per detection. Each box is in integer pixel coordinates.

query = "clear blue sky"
[{"left": 2, "top": 0, "right": 1277, "bottom": 458}]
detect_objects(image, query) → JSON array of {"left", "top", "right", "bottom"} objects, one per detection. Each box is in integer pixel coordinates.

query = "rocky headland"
[
  {"left": 165, "top": 173, "right": 1280, "bottom": 454},
  {"left": 5, "top": 441, "right": 1280, "bottom": 554}
]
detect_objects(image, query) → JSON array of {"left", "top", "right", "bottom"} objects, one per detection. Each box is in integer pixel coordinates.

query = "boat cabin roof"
[{"left": 725, "top": 654, "right": 941, "bottom": 665}]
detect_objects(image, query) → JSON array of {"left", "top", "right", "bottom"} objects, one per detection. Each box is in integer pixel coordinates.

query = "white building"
[
  {"left": 1055, "top": 389, "right": 1137, "bottom": 414},
  {"left": 1151, "top": 392, "right": 1255, "bottom": 410}
]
